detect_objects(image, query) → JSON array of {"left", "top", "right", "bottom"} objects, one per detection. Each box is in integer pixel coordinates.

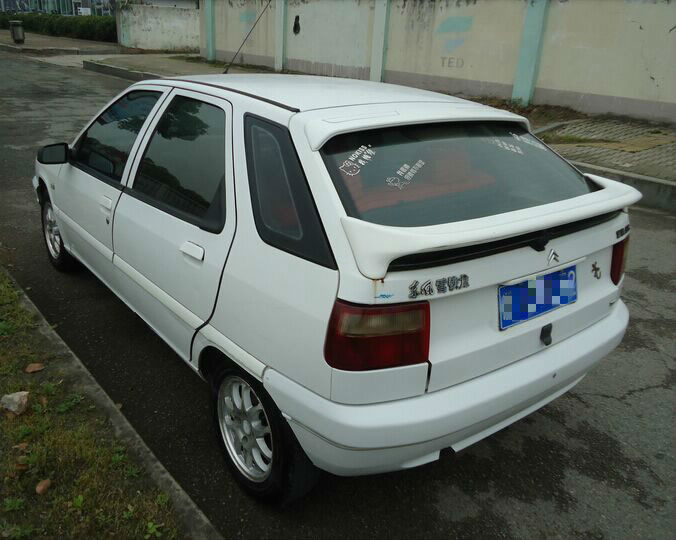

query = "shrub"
[{"left": 0, "top": 13, "right": 117, "bottom": 43}]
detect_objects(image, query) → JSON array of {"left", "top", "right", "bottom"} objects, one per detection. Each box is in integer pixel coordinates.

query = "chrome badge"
[
  {"left": 409, "top": 274, "right": 469, "bottom": 299},
  {"left": 547, "top": 248, "right": 560, "bottom": 265}
]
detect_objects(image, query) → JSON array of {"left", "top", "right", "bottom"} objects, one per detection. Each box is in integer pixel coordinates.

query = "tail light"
[
  {"left": 324, "top": 300, "right": 430, "bottom": 371},
  {"left": 610, "top": 236, "right": 629, "bottom": 285}
]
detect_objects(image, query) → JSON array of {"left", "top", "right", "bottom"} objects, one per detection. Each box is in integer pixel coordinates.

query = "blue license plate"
[{"left": 498, "top": 265, "right": 577, "bottom": 330}]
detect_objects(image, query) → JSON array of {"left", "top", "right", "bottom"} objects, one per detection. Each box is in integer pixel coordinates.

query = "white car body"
[{"left": 33, "top": 75, "right": 641, "bottom": 478}]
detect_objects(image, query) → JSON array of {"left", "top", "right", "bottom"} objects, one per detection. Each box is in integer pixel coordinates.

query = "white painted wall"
[
  {"left": 197, "top": 0, "right": 676, "bottom": 121},
  {"left": 384, "top": 0, "right": 525, "bottom": 97},
  {"left": 209, "top": 0, "right": 277, "bottom": 68},
  {"left": 117, "top": 5, "right": 199, "bottom": 51},
  {"left": 535, "top": 0, "right": 676, "bottom": 118},
  {"left": 284, "top": 0, "right": 374, "bottom": 79}
]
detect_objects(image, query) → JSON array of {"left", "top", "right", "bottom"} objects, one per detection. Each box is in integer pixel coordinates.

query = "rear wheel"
[
  {"left": 41, "top": 199, "right": 76, "bottom": 271},
  {"left": 213, "top": 366, "right": 319, "bottom": 503}
]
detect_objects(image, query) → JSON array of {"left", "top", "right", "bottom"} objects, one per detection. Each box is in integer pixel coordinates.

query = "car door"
[
  {"left": 54, "top": 86, "right": 170, "bottom": 284},
  {"left": 111, "top": 89, "right": 236, "bottom": 361}
]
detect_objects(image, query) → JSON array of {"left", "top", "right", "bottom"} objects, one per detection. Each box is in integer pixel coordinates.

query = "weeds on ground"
[
  {"left": 0, "top": 270, "right": 182, "bottom": 539},
  {"left": 538, "top": 133, "right": 617, "bottom": 145}
]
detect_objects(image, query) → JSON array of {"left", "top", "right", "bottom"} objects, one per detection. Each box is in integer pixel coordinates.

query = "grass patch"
[
  {"left": 169, "top": 55, "right": 274, "bottom": 73},
  {"left": 169, "top": 55, "right": 226, "bottom": 68},
  {"left": 539, "top": 133, "right": 617, "bottom": 145},
  {"left": 470, "top": 97, "right": 587, "bottom": 130},
  {"left": 0, "top": 270, "right": 183, "bottom": 539}
]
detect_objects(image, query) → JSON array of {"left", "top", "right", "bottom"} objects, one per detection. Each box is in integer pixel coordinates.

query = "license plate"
[{"left": 498, "top": 265, "right": 577, "bottom": 330}]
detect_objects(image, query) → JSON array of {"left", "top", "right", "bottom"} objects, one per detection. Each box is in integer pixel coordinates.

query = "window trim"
[
  {"left": 243, "top": 113, "right": 337, "bottom": 270},
  {"left": 70, "top": 88, "right": 168, "bottom": 187},
  {"left": 125, "top": 89, "right": 230, "bottom": 235}
]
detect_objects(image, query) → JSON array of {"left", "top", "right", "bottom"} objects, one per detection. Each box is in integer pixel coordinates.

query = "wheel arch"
[
  {"left": 36, "top": 177, "right": 49, "bottom": 205},
  {"left": 198, "top": 345, "right": 257, "bottom": 389}
]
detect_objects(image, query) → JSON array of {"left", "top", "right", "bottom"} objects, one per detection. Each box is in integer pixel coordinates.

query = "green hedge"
[{"left": 0, "top": 14, "right": 116, "bottom": 43}]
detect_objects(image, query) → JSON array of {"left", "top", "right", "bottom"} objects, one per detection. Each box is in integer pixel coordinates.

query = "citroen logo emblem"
[{"left": 547, "top": 249, "right": 560, "bottom": 265}]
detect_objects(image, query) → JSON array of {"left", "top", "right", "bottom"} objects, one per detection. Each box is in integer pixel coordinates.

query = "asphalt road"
[{"left": 1, "top": 52, "right": 674, "bottom": 540}]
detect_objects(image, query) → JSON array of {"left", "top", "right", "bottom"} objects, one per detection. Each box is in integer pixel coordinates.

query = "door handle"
[
  {"left": 180, "top": 241, "right": 205, "bottom": 262},
  {"left": 99, "top": 196, "right": 113, "bottom": 211}
]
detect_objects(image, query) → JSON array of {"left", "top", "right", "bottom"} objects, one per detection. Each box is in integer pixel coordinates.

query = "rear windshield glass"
[{"left": 320, "top": 122, "right": 593, "bottom": 227}]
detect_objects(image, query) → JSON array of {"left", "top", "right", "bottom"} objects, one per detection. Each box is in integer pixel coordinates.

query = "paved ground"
[
  {"left": 35, "top": 52, "right": 266, "bottom": 76},
  {"left": 545, "top": 119, "right": 676, "bottom": 181},
  {"left": 32, "top": 53, "right": 202, "bottom": 71},
  {"left": 0, "top": 51, "right": 674, "bottom": 540},
  {"left": 0, "top": 30, "right": 120, "bottom": 54},
  {"left": 88, "top": 53, "right": 266, "bottom": 76}
]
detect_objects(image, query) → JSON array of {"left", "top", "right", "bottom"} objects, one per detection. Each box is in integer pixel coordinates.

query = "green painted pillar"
[
  {"left": 369, "top": 0, "right": 391, "bottom": 82},
  {"left": 512, "top": 0, "right": 550, "bottom": 105},
  {"left": 205, "top": 0, "right": 216, "bottom": 61},
  {"left": 274, "top": 0, "right": 287, "bottom": 72}
]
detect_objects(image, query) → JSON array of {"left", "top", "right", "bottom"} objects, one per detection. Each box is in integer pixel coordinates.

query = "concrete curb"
[
  {"left": 570, "top": 160, "right": 675, "bottom": 214},
  {"left": 2, "top": 268, "right": 223, "bottom": 540},
  {"left": 83, "top": 59, "right": 162, "bottom": 81},
  {"left": 0, "top": 42, "right": 119, "bottom": 56}
]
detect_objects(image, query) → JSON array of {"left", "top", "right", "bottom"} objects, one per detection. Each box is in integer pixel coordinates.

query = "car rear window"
[{"left": 320, "top": 122, "right": 593, "bottom": 227}]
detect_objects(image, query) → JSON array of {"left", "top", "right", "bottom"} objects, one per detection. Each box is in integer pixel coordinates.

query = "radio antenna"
[{"left": 224, "top": 0, "right": 273, "bottom": 74}]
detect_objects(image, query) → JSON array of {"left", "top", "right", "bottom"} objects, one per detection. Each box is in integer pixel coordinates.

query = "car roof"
[{"left": 168, "top": 74, "right": 471, "bottom": 112}]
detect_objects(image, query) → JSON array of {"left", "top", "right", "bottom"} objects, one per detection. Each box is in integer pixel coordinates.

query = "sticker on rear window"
[
  {"left": 386, "top": 159, "right": 426, "bottom": 189},
  {"left": 490, "top": 138, "right": 523, "bottom": 155},
  {"left": 510, "top": 132, "right": 546, "bottom": 150},
  {"left": 338, "top": 144, "right": 376, "bottom": 176}
]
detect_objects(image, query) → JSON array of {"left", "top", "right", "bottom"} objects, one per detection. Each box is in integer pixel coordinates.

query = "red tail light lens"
[
  {"left": 610, "top": 237, "right": 629, "bottom": 285},
  {"left": 324, "top": 300, "right": 430, "bottom": 371}
]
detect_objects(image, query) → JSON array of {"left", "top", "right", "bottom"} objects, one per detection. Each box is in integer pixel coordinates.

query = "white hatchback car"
[{"left": 33, "top": 75, "right": 641, "bottom": 502}]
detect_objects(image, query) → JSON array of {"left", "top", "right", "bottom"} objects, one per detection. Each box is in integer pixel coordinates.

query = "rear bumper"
[{"left": 264, "top": 300, "right": 629, "bottom": 476}]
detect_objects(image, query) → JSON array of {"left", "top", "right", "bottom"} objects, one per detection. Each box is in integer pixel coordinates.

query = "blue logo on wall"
[
  {"left": 240, "top": 10, "right": 256, "bottom": 26},
  {"left": 437, "top": 16, "right": 473, "bottom": 53}
]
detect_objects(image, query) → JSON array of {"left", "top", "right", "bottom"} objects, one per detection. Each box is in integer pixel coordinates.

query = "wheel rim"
[
  {"left": 43, "top": 202, "right": 61, "bottom": 259},
  {"left": 217, "top": 376, "right": 273, "bottom": 483}
]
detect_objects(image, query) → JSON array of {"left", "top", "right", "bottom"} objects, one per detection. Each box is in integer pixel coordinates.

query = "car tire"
[
  {"left": 212, "top": 365, "right": 320, "bottom": 503},
  {"left": 41, "top": 199, "right": 76, "bottom": 271}
]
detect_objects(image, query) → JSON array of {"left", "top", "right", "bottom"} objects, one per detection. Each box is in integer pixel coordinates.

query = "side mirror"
[{"left": 37, "top": 143, "right": 69, "bottom": 165}]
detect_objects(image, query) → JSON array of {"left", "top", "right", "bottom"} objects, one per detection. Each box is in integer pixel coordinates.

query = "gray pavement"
[
  {"left": 29, "top": 53, "right": 199, "bottom": 70},
  {"left": 0, "top": 51, "right": 674, "bottom": 540}
]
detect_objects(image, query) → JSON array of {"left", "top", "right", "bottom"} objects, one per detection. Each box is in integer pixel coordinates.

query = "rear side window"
[
  {"left": 132, "top": 96, "right": 226, "bottom": 232},
  {"left": 75, "top": 90, "right": 160, "bottom": 183},
  {"left": 320, "top": 122, "right": 593, "bottom": 227},
  {"left": 244, "top": 115, "right": 335, "bottom": 269}
]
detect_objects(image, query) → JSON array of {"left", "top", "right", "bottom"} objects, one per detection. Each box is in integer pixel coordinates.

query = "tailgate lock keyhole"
[{"left": 540, "top": 324, "right": 553, "bottom": 346}]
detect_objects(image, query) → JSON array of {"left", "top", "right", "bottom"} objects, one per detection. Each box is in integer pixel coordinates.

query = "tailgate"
[{"left": 374, "top": 211, "right": 630, "bottom": 392}]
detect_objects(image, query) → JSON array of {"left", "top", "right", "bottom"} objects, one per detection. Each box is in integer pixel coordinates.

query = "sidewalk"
[
  {"left": 1, "top": 30, "right": 120, "bottom": 55},
  {"left": 43, "top": 50, "right": 676, "bottom": 212}
]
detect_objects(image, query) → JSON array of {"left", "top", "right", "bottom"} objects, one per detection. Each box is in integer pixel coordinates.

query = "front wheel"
[
  {"left": 41, "top": 200, "right": 76, "bottom": 271},
  {"left": 213, "top": 367, "right": 319, "bottom": 503}
]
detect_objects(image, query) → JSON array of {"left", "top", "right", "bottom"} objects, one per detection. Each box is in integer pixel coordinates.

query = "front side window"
[
  {"left": 321, "top": 122, "right": 594, "bottom": 227},
  {"left": 132, "top": 96, "right": 226, "bottom": 232},
  {"left": 75, "top": 90, "right": 160, "bottom": 183}
]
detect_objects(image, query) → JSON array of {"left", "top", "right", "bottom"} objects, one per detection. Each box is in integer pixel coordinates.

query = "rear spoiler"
[{"left": 341, "top": 175, "right": 642, "bottom": 280}]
